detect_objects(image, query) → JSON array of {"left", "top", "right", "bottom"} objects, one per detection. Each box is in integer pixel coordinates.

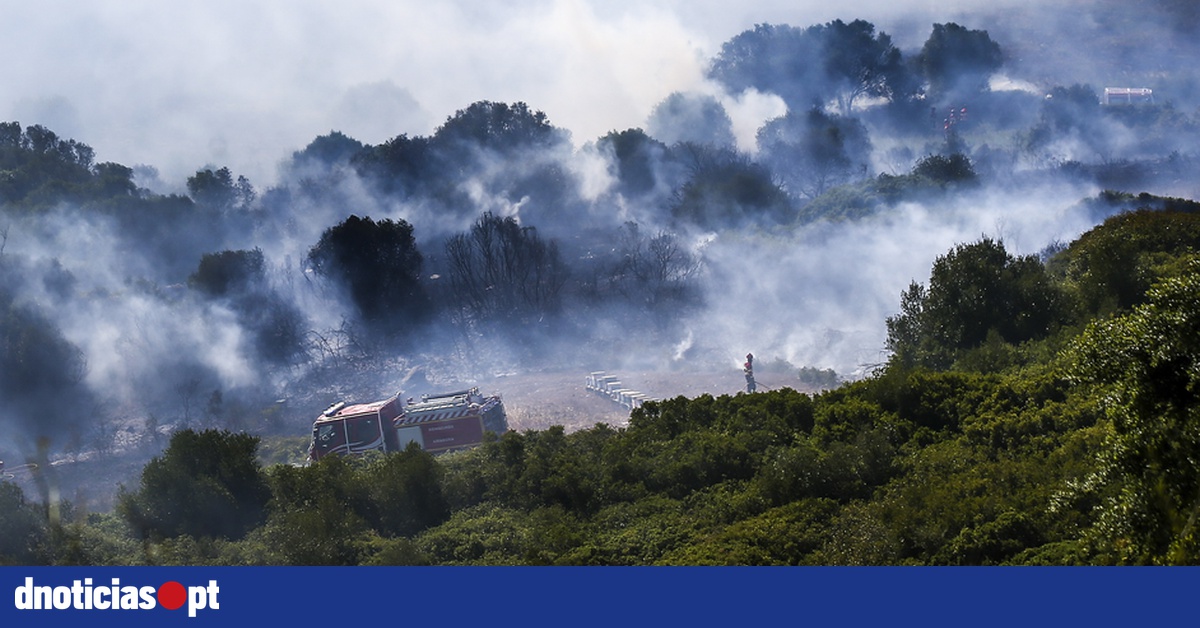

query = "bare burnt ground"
[
  {"left": 454, "top": 368, "right": 819, "bottom": 433},
  {"left": 275, "top": 359, "right": 825, "bottom": 435},
  {"left": 0, "top": 363, "right": 823, "bottom": 515}
]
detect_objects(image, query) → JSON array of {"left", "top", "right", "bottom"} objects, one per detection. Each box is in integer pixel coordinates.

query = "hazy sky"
[{"left": 2, "top": 0, "right": 1022, "bottom": 188}]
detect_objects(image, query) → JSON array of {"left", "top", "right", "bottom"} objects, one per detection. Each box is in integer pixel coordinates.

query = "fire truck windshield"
[
  {"left": 317, "top": 423, "right": 338, "bottom": 442},
  {"left": 313, "top": 423, "right": 342, "bottom": 456}
]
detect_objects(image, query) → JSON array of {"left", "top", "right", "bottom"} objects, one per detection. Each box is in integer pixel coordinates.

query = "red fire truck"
[{"left": 308, "top": 387, "right": 507, "bottom": 462}]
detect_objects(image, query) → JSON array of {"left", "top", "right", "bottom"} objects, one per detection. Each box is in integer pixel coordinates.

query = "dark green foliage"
[
  {"left": 916, "top": 23, "right": 1004, "bottom": 102},
  {"left": 118, "top": 429, "right": 270, "bottom": 541},
  {"left": 868, "top": 441, "right": 1047, "bottom": 561},
  {"left": 1007, "top": 540, "right": 1091, "bottom": 566},
  {"left": 351, "top": 101, "right": 574, "bottom": 222},
  {"left": 0, "top": 259, "right": 90, "bottom": 439},
  {"left": 362, "top": 444, "right": 450, "bottom": 537},
  {"left": 910, "top": 153, "right": 977, "bottom": 185},
  {"left": 932, "top": 510, "right": 1043, "bottom": 565},
  {"left": 868, "top": 369, "right": 997, "bottom": 434},
  {"left": 351, "top": 133, "right": 434, "bottom": 198},
  {"left": 819, "top": 20, "right": 908, "bottom": 114},
  {"left": 433, "top": 101, "right": 562, "bottom": 155},
  {"left": 290, "top": 131, "right": 365, "bottom": 169},
  {"left": 659, "top": 499, "right": 840, "bottom": 565},
  {"left": 0, "top": 122, "right": 100, "bottom": 208},
  {"left": 755, "top": 434, "right": 895, "bottom": 505},
  {"left": 647, "top": 92, "right": 736, "bottom": 148},
  {"left": 707, "top": 20, "right": 911, "bottom": 115},
  {"left": 757, "top": 107, "right": 872, "bottom": 199},
  {"left": 307, "top": 214, "right": 430, "bottom": 337},
  {"left": 798, "top": 153, "right": 978, "bottom": 223},
  {"left": 0, "top": 300, "right": 86, "bottom": 403},
  {"left": 707, "top": 23, "right": 822, "bottom": 111},
  {"left": 414, "top": 503, "right": 583, "bottom": 565},
  {"left": 795, "top": 181, "right": 885, "bottom": 223},
  {"left": 886, "top": 238, "right": 1067, "bottom": 369},
  {"left": 641, "top": 429, "right": 756, "bottom": 497},
  {"left": 1069, "top": 261, "right": 1200, "bottom": 564},
  {"left": 90, "top": 162, "right": 138, "bottom": 199},
  {"left": 798, "top": 366, "right": 841, "bottom": 389},
  {"left": 359, "top": 535, "right": 430, "bottom": 566},
  {"left": 261, "top": 455, "right": 373, "bottom": 565},
  {"left": 189, "top": 248, "right": 267, "bottom": 297},
  {"left": 512, "top": 427, "right": 605, "bottom": 512},
  {"left": 670, "top": 148, "right": 792, "bottom": 228},
  {"left": 47, "top": 511, "right": 143, "bottom": 567},
  {"left": 812, "top": 395, "right": 892, "bottom": 444},
  {"left": 1051, "top": 207, "right": 1200, "bottom": 317},
  {"left": 444, "top": 426, "right": 619, "bottom": 515},
  {"left": 254, "top": 447, "right": 452, "bottom": 564},
  {"left": 596, "top": 129, "right": 671, "bottom": 198},
  {"left": 558, "top": 496, "right": 700, "bottom": 565},
  {"left": 189, "top": 249, "right": 307, "bottom": 365},
  {"left": 0, "top": 482, "right": 48, "bottom": 564},
  {"left": 186, "top": 166, "right": 254, "bottom": 211}
]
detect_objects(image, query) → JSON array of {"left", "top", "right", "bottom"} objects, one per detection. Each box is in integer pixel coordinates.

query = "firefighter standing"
[{"left": 744, "top": 353, "right": 757, "bottom": 393}]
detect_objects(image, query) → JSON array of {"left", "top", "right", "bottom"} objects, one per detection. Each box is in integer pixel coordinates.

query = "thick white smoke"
[
  {"left": 1, "top": 0, "right": 1195, "bottom": 464},
  {"left": 2, "top": 0, "right": 1054, "bottom": 188},
  {"left": 686, "top": 179, "right": 1101, "bottom": 378}
]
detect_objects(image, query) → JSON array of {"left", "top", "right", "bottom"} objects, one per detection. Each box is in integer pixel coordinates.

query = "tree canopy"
[
  {"left": 916, "top": 23, "right": 1004, "bottom": 103},
  {"left": 1069, "top": 259, "right": 1200, "bottom": 563},
  {"left": 886, "top": 237, "right": 1066, "bottom": 369},
  {"left": 670, "top": 147, "right": 792, "bottom": 228},
  {"left": 646, "top": 92, "right": 737, "bottom": 148},
  {"left": 117, "top": 429, "right": 270, "bottom": 540},
  {"left": 307, "top": 215, "right": 430, "bottom": 337},
  {"left": 757, "top": 107, "right": 872, "bottom": 199},
  {"left": 708, "top": 20, "right": 912, "bottom": 115}
]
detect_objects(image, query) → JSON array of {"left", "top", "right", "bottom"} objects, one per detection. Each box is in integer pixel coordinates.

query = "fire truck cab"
[{"left": 309, "top": 395, "right": 405, "bottom": 461}]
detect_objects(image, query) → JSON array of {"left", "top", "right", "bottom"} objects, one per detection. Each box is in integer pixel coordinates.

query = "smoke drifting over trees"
[{"left": 3, "top": 1, "right": 1200, "bottom": 465}]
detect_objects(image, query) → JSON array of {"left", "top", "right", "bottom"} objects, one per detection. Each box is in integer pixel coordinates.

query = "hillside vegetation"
[
  {"left": 4, "top": 199, "right": 1200, "bottom": 565},
  {"left": 5, "top": 6, "right": 1200, "bottom": 565}
]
